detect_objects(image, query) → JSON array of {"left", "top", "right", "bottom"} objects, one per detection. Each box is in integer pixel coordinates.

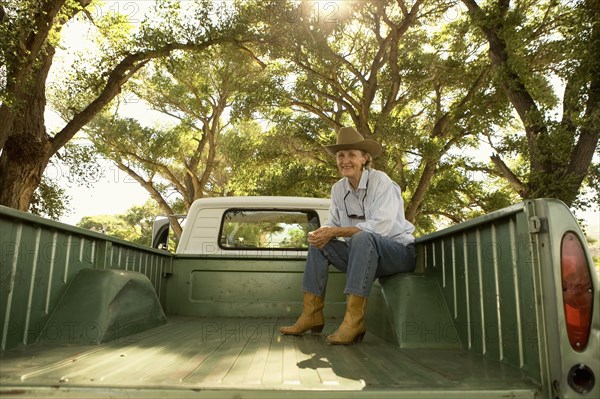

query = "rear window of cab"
[{"left": 219, "top": 209, "right": 320, "bottom": 250}]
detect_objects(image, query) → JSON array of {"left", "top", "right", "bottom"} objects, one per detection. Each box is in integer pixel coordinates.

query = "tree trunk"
[
  {"left": 0, "top": 0, "right": 69, "bottom": 149},
  {"left": 0, "top": 35, "right": 224, "bottom": 211},
  {"left": 462, "top": 0, "right": 599, "bottom": 207},
  {"left": 0, "top": 44, "right": 55, "bottom": 211},
  {"left": 0, "top": 136, "right": 52, "bottom": 211},
  {"left": 405, "top": 158, "right": 439, "bottom": 223}
]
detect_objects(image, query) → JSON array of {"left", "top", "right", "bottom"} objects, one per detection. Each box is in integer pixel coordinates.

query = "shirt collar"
[
  {"left": 345, "top": 169, "right": 370, "bottom": 192},
  {"left": 358, "top": 168, "right": 370, "bottom": 190}
]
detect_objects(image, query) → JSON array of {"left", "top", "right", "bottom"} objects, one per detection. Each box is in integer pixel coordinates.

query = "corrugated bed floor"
[{"left": 1, "top": 317, "right": 538, "bottom": 398}]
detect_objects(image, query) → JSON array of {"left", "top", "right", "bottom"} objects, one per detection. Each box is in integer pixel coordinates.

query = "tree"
[
  {"left": 5, "top": 0, "right": 593, "bottom": 236},
  {"left": 28, "top": 142, "right": 102, "bottom": 219},
  {"left": 222, "top": 118, "right": 336, "bottom": 198},
  {"left": 237, "top": 0, "right": 515, "bottom": 229},
  {"left": 0, "top": 0, "right": 246, "bottom": 212},
  {"left": 460, "top": 0, "right": 600, "bottom": 207},
  {"left": 83, "top": 44, "right": 268, "bottom": 235},
  {"left": 77, "top": 199, "right": 160, "bottom": 246}
]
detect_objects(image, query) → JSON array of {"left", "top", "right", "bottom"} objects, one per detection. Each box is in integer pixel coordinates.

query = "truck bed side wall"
[
  {"left": 414, "top": 199, "right": 599, "bottom": 399},
  {"left": 0, "top": 206, "right": 173, "bottom": 350},
  {"left": 415, "top": 202, "right": 542, "bottom": 381}
]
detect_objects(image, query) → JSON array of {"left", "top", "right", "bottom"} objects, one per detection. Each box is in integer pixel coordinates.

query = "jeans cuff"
[
  {"left": 343, "top": 288, "right": 369, "bottom": 297},
  {"left": 301, "top": 287, "right": 324, "bottom": 297}
]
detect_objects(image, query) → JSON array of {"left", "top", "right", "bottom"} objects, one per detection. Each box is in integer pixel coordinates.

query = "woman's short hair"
[{"left": 360, "top": 150, "right": 373, "bottom": 169}]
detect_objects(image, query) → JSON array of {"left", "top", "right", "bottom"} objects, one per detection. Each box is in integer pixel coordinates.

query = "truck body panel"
[
  {"left": 1, "top": 198, "right": 597, "bottom": 398},
  {"left": 0, "top": 206, "right": 172, "bottom": 351}
]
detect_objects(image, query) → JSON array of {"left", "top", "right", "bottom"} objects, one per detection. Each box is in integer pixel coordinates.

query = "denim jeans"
[{"left": 301, "top": 231, "right": 416, "bottom": 297}]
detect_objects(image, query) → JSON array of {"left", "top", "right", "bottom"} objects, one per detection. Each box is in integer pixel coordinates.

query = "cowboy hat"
[{"left": 323, "top": 126, "right": 382, "bottom": 158}]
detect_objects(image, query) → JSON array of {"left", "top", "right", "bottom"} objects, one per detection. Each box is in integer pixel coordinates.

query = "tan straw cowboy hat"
[{"left": 323, "top": 126, "right": 382, "bottom": 158}]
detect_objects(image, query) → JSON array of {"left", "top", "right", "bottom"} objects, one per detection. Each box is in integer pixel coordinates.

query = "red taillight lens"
[{"left": 561, "top": 232, "right": 593, "bottom": 352}]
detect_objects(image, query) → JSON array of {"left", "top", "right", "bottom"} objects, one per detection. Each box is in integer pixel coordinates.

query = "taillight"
[{"left": 561, "top": 232, "right": 593, "bottom": 352}]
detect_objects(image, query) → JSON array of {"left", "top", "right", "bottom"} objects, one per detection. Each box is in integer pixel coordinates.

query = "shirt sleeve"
[
  {"left": 322, "top": 184, "right": 342, "bottom": 228},
  {"left": 356, "top": 174, "right": 400, "bottom": 236}
]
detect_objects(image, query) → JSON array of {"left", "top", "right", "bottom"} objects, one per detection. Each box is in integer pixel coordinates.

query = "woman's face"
[{"left": 336, "top": 150, "right": 369, "bottom": 182}]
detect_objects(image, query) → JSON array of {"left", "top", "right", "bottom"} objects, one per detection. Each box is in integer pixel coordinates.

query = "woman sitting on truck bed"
[{"left": 280, "top": 126, "right": 416, "bottom": 344}]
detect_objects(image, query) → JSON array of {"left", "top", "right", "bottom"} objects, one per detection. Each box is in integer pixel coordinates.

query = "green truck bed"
[{"left": 1, "top": 316, "right": 538, "bottom": 398}]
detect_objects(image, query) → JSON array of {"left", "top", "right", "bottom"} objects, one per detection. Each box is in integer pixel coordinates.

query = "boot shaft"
[
  {"left": 279, "top": 292, "right": 325, "bottom": 335},
  {"left": 344, "top": 294, "right": 367, "bottom": 326},
  {"left": 303, "top": 292, "right": 325, "bottom": 316}
]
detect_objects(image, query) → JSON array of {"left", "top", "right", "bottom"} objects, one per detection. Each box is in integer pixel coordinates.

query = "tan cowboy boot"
[
  {"left": 327, "top": 295, "right": 367, "bottom": 344},
  {"left": 280, "top": 292, "right": 325, "bottom": 335}
]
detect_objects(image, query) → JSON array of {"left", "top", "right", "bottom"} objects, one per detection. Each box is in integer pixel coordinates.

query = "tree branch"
[
  {"left": 290, "top": 101, "right": 340, "bottom": 128},
  {"left": 420, "top": 210, "right": 463, "bottom": 224},
  {"left": 431, "top": 65, "right": 492, "bottom": 139},
  {"left": 490, "top": 153, "right": 528, "bottom": 197},
  {"left": 405, "top": 157, "right": 439, "bottom": 223},
  {"left": 114, "top": 160, "right": 183, "bottom": 237},
  {"left": 94, "top": 132, "right": 190, "bottom": 199},
  {"left": 396, "top": 0, "right": 409, "bottom": 16},
  {"left": 567, "top": 9, "right": 600, "bottom": 185},
  {"left": 0, "top": 0, "right": 93, "bottom": 148},
  {"left": 293, "top": 56, "right": 362, "bottom": 111},
  {"left": 50, "top": 39, "right": 227, "bottom": 155},
  {"left": 236, "top": 43, "right": 267, "bottom": 69}
]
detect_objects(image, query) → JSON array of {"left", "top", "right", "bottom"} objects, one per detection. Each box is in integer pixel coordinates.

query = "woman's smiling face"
[{"left": 335, "top": 149, "right": 369, "bottom": 185}]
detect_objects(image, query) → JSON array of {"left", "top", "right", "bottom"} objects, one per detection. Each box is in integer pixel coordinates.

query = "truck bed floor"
[{"left": 1, "top": 316, "right": 539, "bottom": 398}]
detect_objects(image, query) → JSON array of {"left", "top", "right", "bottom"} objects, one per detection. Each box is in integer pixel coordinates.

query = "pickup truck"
[{"left": 0, "top": 196, "right": 598, "bottom": 398}]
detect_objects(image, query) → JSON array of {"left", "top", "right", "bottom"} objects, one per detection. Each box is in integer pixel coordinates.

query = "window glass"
[{"left": 219, "top": 209, "right": 320, "bottom": 250}]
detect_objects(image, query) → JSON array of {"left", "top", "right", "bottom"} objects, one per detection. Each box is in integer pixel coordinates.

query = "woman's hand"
[
  {"left": 308, "top": 227, "right": 335, "bottom": 249},
  {"left": 308, "top": 226, "right": 361, "bottom": 249}
]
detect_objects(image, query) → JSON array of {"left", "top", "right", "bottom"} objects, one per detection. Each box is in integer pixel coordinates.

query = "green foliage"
[
  {"left": 576, "top": 162, "right": 600, "bottom": 211},
  {"left": 29, "top": 179, "right": 70, "bottom": 221},
  {"left": 18, "top": 0, "right": 595, "bottom": 235},
  {"left": 61, "top": 142, "right": 104, "bottom": 188},
  {"left": 29, "top": 142, "right": 103, "bottom": 220},
  {"left": 413, "top": 156, "right": 518, "bottom": 234},
  {"left": 222, "top": 118, "right": 336, "bottom": 198},
  {"left": 242, "top": 0, "right": 526, "bottom": 231},
  {"left": 81, "top": 43, "right": 273, "bottom": 219},
  {"left": 77, "top": 199, "right": 160, "bottom": 246}
]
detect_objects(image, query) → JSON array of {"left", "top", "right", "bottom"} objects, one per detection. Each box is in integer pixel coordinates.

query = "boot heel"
[
  {"left": 311, "top": 324, "right": 324, "bottom": 333},
  {"left": 354, "top": 331, "right": 366, "bottom": 342}
]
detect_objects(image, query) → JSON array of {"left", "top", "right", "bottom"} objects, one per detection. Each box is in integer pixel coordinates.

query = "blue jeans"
[{"left": 301, "top": 231, "right": 416, "bottom": 297}]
